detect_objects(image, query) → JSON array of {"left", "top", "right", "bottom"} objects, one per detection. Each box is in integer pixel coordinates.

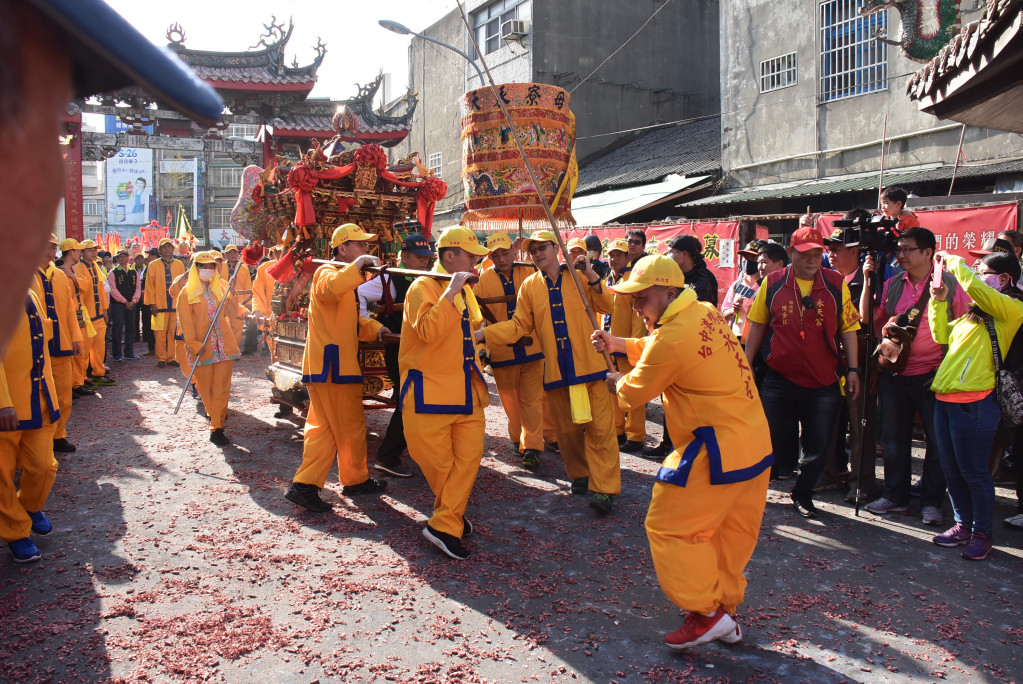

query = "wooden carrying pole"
[
  {"left": 310, "top": 259, "right": 478, "bottom": 284},
  {"left": 454, "top": 0, "right": 615, "bottom": 373}
]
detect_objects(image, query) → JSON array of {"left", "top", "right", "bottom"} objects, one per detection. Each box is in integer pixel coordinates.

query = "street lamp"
[{"left": 378, "top": 19, "right": 485, "bottom": 87}]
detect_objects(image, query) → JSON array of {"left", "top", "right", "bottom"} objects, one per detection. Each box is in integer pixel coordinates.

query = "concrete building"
[
  {"left": 685, "top": 0, "right": 1023, "bottom": 218},
  {"left": 390, "top": 0, "right": 721, "bottom": 228}
]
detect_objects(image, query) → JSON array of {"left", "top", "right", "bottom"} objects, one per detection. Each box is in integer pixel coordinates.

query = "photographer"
[{"left": 864, "top": 227, "right": 970, "bottom": 526}]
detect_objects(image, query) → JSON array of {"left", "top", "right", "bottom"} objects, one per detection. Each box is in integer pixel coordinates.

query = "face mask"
[
  {"left": 981, "top": 273, "right": 1003, "bottom": 290},
  {"left": 744, "top": 259, "right": 759, "bottom": 276},
  {"left": 198, "top": 269, "right": 214, "bottom": 282}
]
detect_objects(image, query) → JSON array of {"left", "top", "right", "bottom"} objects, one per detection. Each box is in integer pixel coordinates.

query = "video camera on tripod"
[{"left": 833, "top": 214, "right": 901, "bottom": 254}]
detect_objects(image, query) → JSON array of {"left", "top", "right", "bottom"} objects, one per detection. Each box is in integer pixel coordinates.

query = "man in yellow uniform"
[
  {"left": 592, "top": 255, "right": 773, "bottom": 650},
  {"left": 603, "top": 238, "right": 647, "bottom": 453},
  {"left": 218, "top": 244, "right": 252, "bottom": 343},
  {"left": 251, "top": 245, "right": 282, "bottom": 319},
  {"left": 33, "top": 235, "right": 82, "bottom": 453},
  {"left": 59, "top": 239, "right": 95, "bottom": 397},
  {"left": 474, "top": 232, "right": 545, "bottom": 470},
  {"left": 285, "top": 225, "right": 390, "bottom": 513},
  {"left": 176, "top": 252, "right": 241, "bottom": 446},
  {"left": 144, "top": 238, "right": 186, "bottom": 368},
  {"left": 74, "top": 239, "right": 115, "bottom": 386},
  {"left": 477, "top": 230, "right": 618, "bottom": 514},
  {"left": 1, "top": 290, "right": 61, "bottom": 563},
  {"left": 400, "top": 226, "right": 490, "bottom": 560}
]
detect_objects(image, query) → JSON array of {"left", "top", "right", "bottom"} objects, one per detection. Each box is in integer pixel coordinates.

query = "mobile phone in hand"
[{"left": 932, "top": 255, "right": 943, "bottom": 289}]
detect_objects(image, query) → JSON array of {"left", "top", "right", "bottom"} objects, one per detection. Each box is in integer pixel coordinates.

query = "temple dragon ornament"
[{"left": 860, "top": 0, "right": 964, "bottom": 61}]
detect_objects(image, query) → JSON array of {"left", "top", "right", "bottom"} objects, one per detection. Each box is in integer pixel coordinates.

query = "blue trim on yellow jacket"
[
  {"left": 656, "top": 426, "right": 773, "bottom": 487},
  {"left": 489, "top": 268, "right": 543, "bottom": 369},
  {"left": 301, "top": 343, "right": 364, "bottom": 385},
  {"left": 37, "top": 268, "right": 73, "bottom": 357},
  {"left": 541, "top": 268, "right": 607, "bottom": 390},
  {"left": 20, "top": 296, "right": 60, "bottom": 430},
  {"left": 399, "top": 308, "right": 485, "bottom": 413}
]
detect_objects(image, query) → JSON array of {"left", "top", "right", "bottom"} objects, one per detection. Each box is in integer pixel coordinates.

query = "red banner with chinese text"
[
  {"left": 562, "top": 221, "right": 766, "bottom": 303},
  {"left": 817, "top": 203, "right": 1019, "bottom": 262},
  {"left": 61, "top": 114, "right": 84, "bottom": 240}
]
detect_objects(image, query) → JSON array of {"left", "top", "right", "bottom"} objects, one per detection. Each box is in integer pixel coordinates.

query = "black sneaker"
[
  {"left": 191, "top": 385, "right": 199, "bottom": 399},
  {"left": 72, "top": 386, "right": 97, "bottom": 397},
  {"left": 462, "top": 516, "right": 473, "bottom": 537},
  {"left": 53, "top": 438, "right": 77, "bottom": 453},
  {"left": 423, "top": 525, "right": 469, "bottom": 560},
  {"left": 791, "top": 493, "right": 818, "bottom": 519},
  {"left": 285, "top": 483, "right": 332, "bottom": 512},
  {"left": 641, "top": 441, "right": 671, "bottom": 460},
  {"left": 617, "top": 433, "right": 627, "bottom": 447},
  {"left": 210, "top": 429, "right": 230, "bottom": 446},
  {"left": 571, "top": 477, "right": 589, "bottom": 495},
  {"left": 92, "top": 376, "right": 117, "bottom": 386},
  {"left": 374, "top": 459, "right": 413, "bottom": 478},
  {"left": 547, "top": 441, "right": 560, "bottom": 453},
  {"left": 157, "top": 361, "right": 166, "bottom": 368},
  {"left": 512, "top": 442, "right": 523, "bottom": 458},
  {"left": 521, "top": 449, "right": 541, "bottom": 470},
  {"left": 168, "top": 360, "right": 180, "bottom": 367},
  {"left": 342, "top": 478, "right": 388, "bottom": 496},
  {"left": 620, "top": 440, "right": 644, "bottom": 453},
  {"left": 273, "top": 404, "right": 294, "bottom": 418},
  {"left": 589, "top": 493, "right": 614, "bottom": 515}
]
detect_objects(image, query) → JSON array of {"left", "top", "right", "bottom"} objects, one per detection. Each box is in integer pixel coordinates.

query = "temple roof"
[
  {"left": 165, "top": 18, "right": 325, "bottom": 90},
  {"left": 332, "top": 76, "right": 418, "bottom": 147}
]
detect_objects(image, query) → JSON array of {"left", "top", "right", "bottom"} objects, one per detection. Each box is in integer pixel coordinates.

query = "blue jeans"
[
  {"left": 109, "top": 301, "right": 136, "bottom": 359},
  {"left": 879, "top": 371, "right": 946, "bottom": 508},
  {"left": 933, "top": 394, "right": 1000, "bottom": 536},
  {"left": 760, "top": 370, "right": 843, "bottom": 501}
]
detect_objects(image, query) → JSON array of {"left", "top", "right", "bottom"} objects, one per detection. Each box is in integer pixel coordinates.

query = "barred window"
[
  {"left": 208, "top": 206, "right": 233, "bottom": 228},
  {"left": 428, "top": 152, "right": 443, "bottom": 176},
  {"left": 209, "top": 166, "right": 243, "bottom": 188},
  {"left": 819, "top": 0, "right": 888, "bottom": 102},
  {"left": 760, "top": 52, "right": 798, "bottom": 93}
]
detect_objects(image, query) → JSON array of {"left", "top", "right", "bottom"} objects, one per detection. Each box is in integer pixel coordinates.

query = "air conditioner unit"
[{"left": 501, "top": 20, "right": 529, "bottom": 41}]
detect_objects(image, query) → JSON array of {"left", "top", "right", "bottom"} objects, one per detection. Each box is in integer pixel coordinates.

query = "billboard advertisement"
[{"left": 106, "top": 148, "right": 154, "bottom": 230}]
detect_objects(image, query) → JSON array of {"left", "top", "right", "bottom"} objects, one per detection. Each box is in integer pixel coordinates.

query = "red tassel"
[
  {"left": 241, "top": 244, "right": 265, "bottom": 267},
  {"left": 267, "top": 249, "right": 298, "bottom": 283}
]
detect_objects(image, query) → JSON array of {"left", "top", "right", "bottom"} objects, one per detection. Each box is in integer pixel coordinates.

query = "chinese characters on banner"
[
  {"left": 61, "top": 114, "right": 84, "bottom": 241},
  {"left": 817, "top": 203, "right": 1019, "bottom": 264},
  {"left": 106, "top": 148, "right": 154, "bottom": 235}
]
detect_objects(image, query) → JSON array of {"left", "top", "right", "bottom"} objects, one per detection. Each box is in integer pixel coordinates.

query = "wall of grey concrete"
[
  {"left": 721, "top": 0, "right": 1023, "bottom": 189},
  {"left": 535, "top": 0, "right": 720, "bottom": 159}
]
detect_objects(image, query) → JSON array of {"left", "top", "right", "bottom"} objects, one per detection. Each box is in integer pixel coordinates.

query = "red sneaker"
[{"left": 664, "top": 608, "right": 738, "bottom": 650}]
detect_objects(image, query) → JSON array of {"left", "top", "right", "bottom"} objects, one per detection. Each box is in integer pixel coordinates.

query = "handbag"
[
  {"left": 874, "top": 285, "right": 931, "bottom": 374},
  {"left": 981, "top": 314, "right": 1023, "bottom": 426}
]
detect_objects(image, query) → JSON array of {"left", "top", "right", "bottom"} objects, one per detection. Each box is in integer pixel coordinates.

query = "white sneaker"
[
  {"left": 922, "top": 506, "right": 943, "bottom": 526},
  {"left": 1004, "top": 513, "right": 1023, "bottom": 530},
  {"left": 865, "top": 497, "right": 909, "bottom": 515},
  {"left": 718, "top": 620, "right": 743, "bottom": 644}
]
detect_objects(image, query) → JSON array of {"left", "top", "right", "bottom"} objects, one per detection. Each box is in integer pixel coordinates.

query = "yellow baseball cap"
[
  {"left": 437, "top": 226, "right": 490, "bottom": 256},
  {"left": 606, "top": 238, "right": 629, "bottom": 255},
  {"left": 159, "top": 238, "right": 174, "bottom": 247},
  {"left": 331, "top": 223, "right": 377, "bottom": 248},
  {"left": 193, "top": 251, "right": 219, "bottom": 264},
  {"left": 49, "top": 233, "right": 59, "bottom": 244},
  {"left": 224, "top": 244, "right": 239, "bottom": 253},
  {"left": 520, "top": 230, "right": 558, "bottom": 253},
  {"left": 79, "top": 239, "right": 97, "bottom": 249},
  {"left": 567, "top": 237, "right": 587, "bottom": 252},
  {"left": 487, "top": 232, "right": 513, "bottom": 251},
  {"left": 611, "top": 255, "right": 685, "bottom": 294},
  {"left": 59, "top": 238, "right": 84, "bottom": 251}
]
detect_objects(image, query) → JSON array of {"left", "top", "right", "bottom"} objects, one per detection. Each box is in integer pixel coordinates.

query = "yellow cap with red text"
[{"left": 610, "top": 255, "right": 685, "bottom": 294}]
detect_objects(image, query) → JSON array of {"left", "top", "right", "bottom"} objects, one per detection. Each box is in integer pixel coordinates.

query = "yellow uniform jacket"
[
  {"left": 74, "top": 260, "right": 109, "bottom": 322},
  {"left": 0, "top": 291, "right": 59, "bottom": 429},
  {"left": 252, "top": 259, "right": 277, "bottom": 317},
  {"left": 32, "top": 264, "right": 82, "bottom": 358},
  {"left": 175, "top": 281, "right": 241, "bottom": 364},
  {"left": 484, "top": 266, "right": 613, "bottom": 389},
  {"left": 301, "top": 263, "right": 382, "bottom": 385},
  {"left": 399, "top": 276, "right": 489, "bottom": 413},
  {"left": 144, "top": 258, "right": 186, "bottom": 321},
  {"left": 603, "top": 269, "right": 645, "bottom": 359},
  {"left": 474, "top": 265, "right": 543, "bottom": 368},
  {"left": 218, "top": 260, "right": 254, "bottom": 295},
  {"left": 617, "top": 289, "right": 773, "bottom": 486}
]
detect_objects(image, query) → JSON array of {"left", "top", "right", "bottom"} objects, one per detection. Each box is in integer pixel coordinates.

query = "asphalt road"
[{"left": 2, "top": 354, "right": 1021, "bottom": 683}]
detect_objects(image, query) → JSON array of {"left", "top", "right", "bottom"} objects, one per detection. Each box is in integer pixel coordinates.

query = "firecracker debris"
[{"left": 1, "top": 355, "right": 1021, "bottom": 683}]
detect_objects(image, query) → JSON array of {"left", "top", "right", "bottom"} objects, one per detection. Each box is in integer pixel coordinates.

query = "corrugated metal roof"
[
  {"left": 576, "top": 116, "right": 720, "bottom": 194},
  {"left": 682, "top": 159, "right": 1023, "bottom": 207},
  {"left": 572, "top": 175, "right": 710, "bottom": 225}
]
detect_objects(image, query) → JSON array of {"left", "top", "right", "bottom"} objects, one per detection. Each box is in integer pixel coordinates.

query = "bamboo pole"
[
  {"left": 454, "top": 0, "right": 615, "bottom": 373},
  {"left": 949, "top": 124, "right": 967, "bottom": 197},
  {"left": 310, "top": 259, "right": 478, "bottom": 285}
]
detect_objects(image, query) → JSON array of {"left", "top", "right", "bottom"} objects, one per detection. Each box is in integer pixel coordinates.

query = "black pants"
[
  {"left": 109, "top": 301, "right": 137, "bottom": 358},
  {"left": 140, "top": 303, "right": 154, "bottom": 351},
  {"left": 878, "top": 371, "right": 946, "bottom": 508},
  {"left": 376, "top": 344, "right": 407, "bottom": 464}
]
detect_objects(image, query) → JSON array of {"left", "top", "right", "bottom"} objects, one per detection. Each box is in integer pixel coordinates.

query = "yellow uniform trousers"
[
  {"left": 73, "top": 330, "right": 89, "bottom": 388},
  {"left": 154, "top": 316, "right": 177, "bottom": 363},
  {"left": 646, "top": 456, "right": 769, "bottom": 615},
  {"left": 613, "top": 357, "right": 646, "bottom": 442},
  {"left": 86, "top": 319, "right": 107, "bottom": 377},
  {"left": 295, "top": 383, "right": 370, "bottom": 488},
  {"left": 193, "top": 360, "right": 233, "bottom": 431},
  {"left": 546, "top": 382, "right": 621, "bottom": 494},
  {"left": 50, "top": 356, "right": 74, "bottom": 440},
  {"left": 492, "top": 360, "right": 545, "bottom": 451},
  {"left": 403, "top": 395, "right": 485, "bottom": 538},
  {"left": 542, "top": 394, "right": 558, "bottom": 445},
  {"left": 0, "top": 417, "right": 58, "bottom": 542}
]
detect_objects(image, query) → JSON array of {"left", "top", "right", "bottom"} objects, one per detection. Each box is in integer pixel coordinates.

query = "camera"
[{"left": 834, "top": 214, "right": 900, "bottom": 254}]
